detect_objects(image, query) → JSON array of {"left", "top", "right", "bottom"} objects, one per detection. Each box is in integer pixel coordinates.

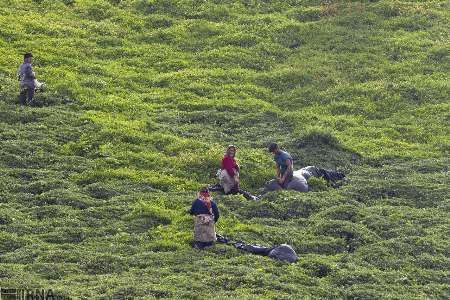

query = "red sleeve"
[{"left": 221, "top": 156, "right": 236, "bottom": 177}]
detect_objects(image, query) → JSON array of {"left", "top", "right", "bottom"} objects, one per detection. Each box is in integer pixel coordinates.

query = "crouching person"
[
  {"left": 212, "top": 144, "right": 257, "bottom": 200},
  {"left": 189, "top": 187, "right": 220, "bottom": 249},
  {"left": 264, "top": 143, "right": 345, "bottom": 193},
  {"left": 219, "top": 145, "right": 240, "bottom": 194}
]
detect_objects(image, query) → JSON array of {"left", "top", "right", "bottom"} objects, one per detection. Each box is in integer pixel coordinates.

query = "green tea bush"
[
  {"left": 373, "top": 1, "right": 403, "bottom": 18},
  {"left": 25, "top": 263, "right": 80, "bottom": 280},
  {"left": 299, "top": 254, "right": 334, "bottom": 278},
  {"left": 427, "top": 44, "right": 450, "bottom": 63},
  {"left": 295, "top": 236, "right": 347, "bottom": 255},
  {"left": 0, "top": 0, "right": 449, "bottom": 297},
  {"left": 307, "top": 176, "right": 328, "bottom": 192},
  {"left": 30, "top": 205, "right": 73, "bottom": 221},
  {"left": 40, "top": 226, "right": 87, "bottom": 244},
  {"left": 0, "top": 232, "right": 27, "bottom": 254},
  {"left": 36, "top": 188, "right": 95, "bottom": 209},
  {"left": 198, "top": 46, "right": 272, "bottom": 70},
  {"left": 288, "top": 6, "right": 323, "bottom": 22},
  {"left": 144, "top": 14, "right": 174, "bottom": 29},
  {"left": 314, "top": 220, "right": 380, "bottom": 253},
  {"left": 126, "top": 201, "right": 172, "bottom": 232},
  {"left": 331, "top": 266, "right": 381, "bottom": 287},
  {"left": 389, "top": 11, "right": 437, "bottom": 31},
  {"left": 75, "top": 1, "right": 115, "bottom": 21},
  {"left": 83, "top": 182, "right": 120, "bottom": 199},
  {"left": 81, "top": 253, "right": 127, "bottom": 274},
  {"left": 314, "top": 204, "right": 362, "bottom": 222},
  {"left": 214, "top": 32, "right": 260, "bottom": 48},
  {"left": 256, "top": 68, "right": 313, "bottom": 92}
]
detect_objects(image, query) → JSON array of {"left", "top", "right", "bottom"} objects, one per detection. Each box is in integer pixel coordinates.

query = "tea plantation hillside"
[{"left": 0, "top": 0, "right": 449, "bottom": 298}]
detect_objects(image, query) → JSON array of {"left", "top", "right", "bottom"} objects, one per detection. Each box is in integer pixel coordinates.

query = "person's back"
[
  {"left": 18, "top": 62, "right": 34, "bottom": 84},
  {"left": 273, "top": 150, "right": 293, "bottom": 176},
  {"left": 17, "top": 52, "right": 36, "bottom": 105}
]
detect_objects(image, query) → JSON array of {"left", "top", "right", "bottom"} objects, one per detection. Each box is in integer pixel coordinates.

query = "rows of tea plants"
[{"left": 0, "top": 0, "right": 449, "bottom": 298}]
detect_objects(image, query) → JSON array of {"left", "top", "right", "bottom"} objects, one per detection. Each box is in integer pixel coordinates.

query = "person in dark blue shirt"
[{"left": 189, "top": 187, "right": 220, "bottom": 249}]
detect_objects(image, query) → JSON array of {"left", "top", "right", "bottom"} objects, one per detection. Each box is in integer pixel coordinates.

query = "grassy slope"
[{"left": 0, "top": 0, "right": 449, "bottom": 298}]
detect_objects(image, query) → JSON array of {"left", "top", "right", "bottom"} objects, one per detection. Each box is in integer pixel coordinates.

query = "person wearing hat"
[
  {"left": 219, "top": 145, "right": 240, "bottom": 194},
  {"left": 17, "top": 52, "right": 36, "bottom": 105},
  {"left": 268, "top": 143, "right": 294, "bottom": 188},
  {"left": 189, "top": 187, "right": 220, "bottom": 249}
]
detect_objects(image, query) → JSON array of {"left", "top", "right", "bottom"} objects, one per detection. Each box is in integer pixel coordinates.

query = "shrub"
[
  {"left": 83, "top": 182, "right": 120, "bottom": 199},
  {"left": 427, "top": 44, "right": 449, "bottom": 62},
  {"left": 314, "top": 204, "right": 362, "bottom": 222},
  {"left": 299, "top": 255, "right": 334, "bottom": 278},
  {"left": 144, "top": 14, "right": 174, "bottom": 28},
  {"left": 288, "top": 7, "right": 323, "bottom": 22},
  {"left": 81, "top": 253, "right": 126, "bottom": 274},
  {"left": 40, "top": 226, "right": 87, "bottom": 244},
  {"left": 128, "top": 201, "right": 173, "bottom": 230},
  {"left": 307, "top": 177, "right": 328, "bottom": 192},
  {"left": 255, "top": 68, "right": 313, "bottom": 92},
  {"left": 314, "top": 220, "right": 380, "bottom": 253},
  {"left": 36, "top": 189, "right": 95, "bottom": 209},
  {"left": 76, "top": 1, "right": 115, "bottom": 20},
  {"left": 25, "top": 263, "right": 79, "bottom": 280},
  {"left": 273, "top": 22, "right": 305, "bottom": 49},
  {"left": 0, "top": 232, "right": 27, "bottom": 254}
]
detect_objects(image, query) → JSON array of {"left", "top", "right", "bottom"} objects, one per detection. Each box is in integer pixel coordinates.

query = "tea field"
[{"left": 0, "top": 0, "right": 449, "bottom": 299}]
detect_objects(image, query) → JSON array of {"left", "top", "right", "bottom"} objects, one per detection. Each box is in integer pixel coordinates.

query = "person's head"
[
  {"left": 226, "top": 144, "right": 236, "bottom": 157},
  {"left": 268, "top": 142, "right": 280, "bottom": 155},
  {"left": 24, "top": 52, "right": 33, "bottom": 63},
  {"left": 198, "top": 187, "right": 211, "bottom": 201}
]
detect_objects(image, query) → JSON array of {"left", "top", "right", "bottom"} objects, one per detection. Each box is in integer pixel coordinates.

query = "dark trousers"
[
  {"left": 208, "top": 184, "right": 257, "bottom": 200},
  {"left": 280, "top": 171, "right": 293, "bottom": 188},
  {"left": 18, "top": 85, "right": 35, "bottom": 105},
  {"left": 194, "top": 241, "right": 214, "bottom": 249}
]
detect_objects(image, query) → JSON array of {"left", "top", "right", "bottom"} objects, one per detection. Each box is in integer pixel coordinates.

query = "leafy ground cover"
[{"left": 0, "top": 0, "right": 449, "bottom": 298}]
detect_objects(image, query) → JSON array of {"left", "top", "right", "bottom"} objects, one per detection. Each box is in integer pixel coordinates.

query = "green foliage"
[
  {"left": 0, "top": 0, "right": 449, "bottom": 298},
  {"left": 0, "top": 232, "right": 27, "bottom": 255},
  {"left": 307, "top": 176, "right": 328, "bottom": 192}
]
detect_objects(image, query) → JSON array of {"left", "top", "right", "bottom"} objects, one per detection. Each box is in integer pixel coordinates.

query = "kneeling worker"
[
  {"left": 219, "top": 144, "right": 240, "bottom": 194},
  {"left": 210, "top": 145, "right": 257, "bottom": 200},
  {"left": 265, "top": 143, "right": 345, "bottom": 193},
  {"left": 189, "top": 187, "right": 220, "bottom": 249},
  {"left": 268, "top": 142, "right": 294, "bottom": 189}
]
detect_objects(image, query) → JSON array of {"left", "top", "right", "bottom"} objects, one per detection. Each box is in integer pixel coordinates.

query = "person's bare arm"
[
  {"left": 280, "top": 159, "right": 292, "bottom": 184},
  {"left": 276, "top": 163, "right": 283, "bottom": 183}
]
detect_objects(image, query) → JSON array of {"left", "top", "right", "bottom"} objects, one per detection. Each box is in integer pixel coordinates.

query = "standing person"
[
  {"left": 269, "top": 143, "right": 293, "bottom": 188},
  {"left": 17, "top": 52, "right": 36, "bottom": 105},
  {"left": 219, "top": 145, "right": 240, "bottom": 194},
  {"left": 189, "top": 187, "right": 220, "bottom": 249}
]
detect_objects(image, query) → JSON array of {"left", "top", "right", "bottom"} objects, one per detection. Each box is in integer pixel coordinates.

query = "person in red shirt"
[
  {"left": 208, "top": 145, "right": 257, "bottom": 200},
  {"left": 219, "top": 145, "right": 240, "bottom": 194}
]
